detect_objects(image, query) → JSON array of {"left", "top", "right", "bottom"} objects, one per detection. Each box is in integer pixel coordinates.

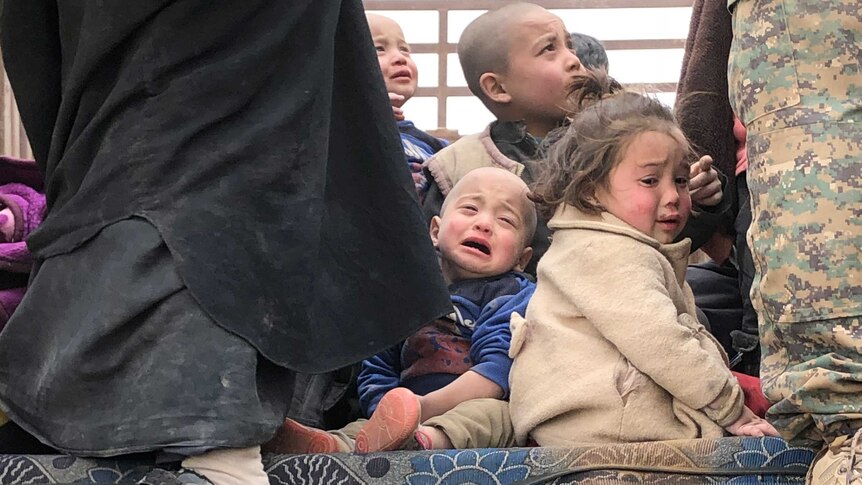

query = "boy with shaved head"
[
  {"left": 423, "top": 3, "right": 585, "bottom": 276},
  {"left": 269, "top": 167, "right": 537, "bottom": 453},
  {"left": 424, "top": 3, "right": 725, "bottom": 276}
]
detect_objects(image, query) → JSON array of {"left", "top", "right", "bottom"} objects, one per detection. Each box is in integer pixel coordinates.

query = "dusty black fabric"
[
  {"left": 0, "top": 422, "right": 57, "bottom": 455},
  {"left": 288, "top": 366, "right": 362, "bottom": 430},
  {"left": 730, "top": 174, "right": 759, "bottom": 376},
  {"left": 0, "top": 219, "right": 296, "bottom": 454},
  {"left": 0, "top": 0, "right": 450, "bottom": 372},
  {"left": 686, "top": 261, "right": 742, "bottom": 358}
]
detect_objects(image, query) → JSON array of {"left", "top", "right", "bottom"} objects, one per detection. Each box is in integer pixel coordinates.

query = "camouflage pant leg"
[{"left": 728, "top": 0, "right": 862, "bottom": 446}]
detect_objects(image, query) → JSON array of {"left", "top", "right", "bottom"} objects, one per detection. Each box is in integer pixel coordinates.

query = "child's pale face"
[
  {"left": 369, "top": 15, "right": 418, "bottom": 106},
  {"left": 430, "top": 172, "right": 532, "bottom": 282},
  {"left": 595, "top": 130, "right": 692, "bottom": 244},
  {"left": 500, "top": 9, "right": 585, "bottom": 136}
]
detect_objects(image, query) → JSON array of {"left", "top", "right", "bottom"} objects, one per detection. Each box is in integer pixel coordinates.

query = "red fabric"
[{"left": 732, "top": 371, "right": 770, "bottom": 418}]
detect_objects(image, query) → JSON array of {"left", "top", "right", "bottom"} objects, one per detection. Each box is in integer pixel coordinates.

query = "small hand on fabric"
[
  {"left": 689, "top": 155, "right": 722, "bottom": 206},
  {"left": 725, "top": 406, "right": 780, "bottom": 437}
]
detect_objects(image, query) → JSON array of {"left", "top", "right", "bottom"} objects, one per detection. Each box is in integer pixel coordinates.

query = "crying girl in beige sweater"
[{"left": 508, "top": 72, "right": 778, "bottom": 446}]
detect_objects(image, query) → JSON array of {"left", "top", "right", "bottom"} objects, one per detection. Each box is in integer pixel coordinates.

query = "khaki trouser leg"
[
  {"left": 328, "top": 418, "right": 367, "bottom": 452},
  {"left": 423, "top": 398, "right": 515, "bottom": 449}
]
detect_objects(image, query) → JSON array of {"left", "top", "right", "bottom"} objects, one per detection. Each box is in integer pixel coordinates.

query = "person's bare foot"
[{"left": 416, "top": 425, "right": 451, "bottom": 449}]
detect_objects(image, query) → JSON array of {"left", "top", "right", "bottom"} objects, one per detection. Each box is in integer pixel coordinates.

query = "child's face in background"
[
  {"left": 430, "top": 170, "right": 533, "bottom": 283},
  {"left": 498, "top": 9, "right": 585, "bottom": 136},
  {"left": 369, "top": 15, "right": 418, "bottom": 107},
  {"left": 595, "top": 130, "right": 692, "bottom": 244}
]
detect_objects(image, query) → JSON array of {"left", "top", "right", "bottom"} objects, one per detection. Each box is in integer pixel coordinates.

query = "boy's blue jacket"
[
  {"left": 398, "top": 120, "right": 448, "bottom": 166},
  {"left": 358, "top": 271, "right": 535, "bottom": 417}
]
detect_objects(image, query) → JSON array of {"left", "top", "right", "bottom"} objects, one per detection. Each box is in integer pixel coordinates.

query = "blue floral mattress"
[{"left": 0, "top": 437, "right": 815, "bottom": 484}]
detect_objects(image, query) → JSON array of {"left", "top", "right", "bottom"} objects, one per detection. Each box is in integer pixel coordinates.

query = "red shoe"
[
  {"left": 262, "top": 418, "right": 342, "bottom": 454},
  {"left": 355, "top": 388, "right": 421, "bottom": 453}
]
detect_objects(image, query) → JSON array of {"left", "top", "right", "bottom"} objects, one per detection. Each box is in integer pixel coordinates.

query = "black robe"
[{"left": 0, "top": 0, "right": 450, "bottom": 373}]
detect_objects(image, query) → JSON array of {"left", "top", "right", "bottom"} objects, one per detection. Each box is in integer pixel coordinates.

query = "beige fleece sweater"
[
  {"left": 508, "top": 205, "right": 744, "bottom": 446},
  {"left": 422, "top": 125, "right": 524, "bottom": 196}
]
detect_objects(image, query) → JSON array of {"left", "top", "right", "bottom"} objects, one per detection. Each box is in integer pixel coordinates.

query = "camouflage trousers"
[{"left": 728, "top": 0, "right": 862, "bottom": 446}]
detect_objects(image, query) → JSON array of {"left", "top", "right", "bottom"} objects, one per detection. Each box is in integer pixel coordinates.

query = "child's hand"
[
  {"left": 725, "top": 406, "right": 780, "bottom": 437},
  {"left": 689, "top": 155, "right": 722, "bottom": 206},
  {"left": 409, "top": 162, "right": 426, "bottom": 191},
  {"left": 388, "top": 93, "right": 406, "bottom": 121}
]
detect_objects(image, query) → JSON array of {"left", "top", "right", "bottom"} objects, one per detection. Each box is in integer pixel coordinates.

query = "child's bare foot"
[
  {"left": 263, "top": 418, "right": 343, "bottom": 454},
  {"left": 355, "top": 388, "right": 421, "bottom": 453},
  {"left": 416, "top": 425, "right": 452, "bottom": 449}
]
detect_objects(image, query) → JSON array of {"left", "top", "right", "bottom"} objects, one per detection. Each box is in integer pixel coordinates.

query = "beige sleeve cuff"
[{"left": 703, "top": 376, "right": 745, "bottom": 428}]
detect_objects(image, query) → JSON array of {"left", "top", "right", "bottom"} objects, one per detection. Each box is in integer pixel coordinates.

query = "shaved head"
[
  {"left": 366, "top": 13, "right": 395, "bottom": 29},
  {"left": 457, "top": 3, "right": 547, "bottom": 105},
  {"left": 442, "top": 167, "right": 537, "bottom": 246}
]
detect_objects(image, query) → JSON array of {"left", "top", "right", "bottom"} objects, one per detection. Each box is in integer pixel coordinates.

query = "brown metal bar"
[
  {"left": 408, "top": 45, "right": 453, "bottom": 54},
  {"left": 416, "top": 82, "right": 679, "bottom": 98},
  {"left": 437, "top": 9, "right": 448, "bottom": 128},
  {"left": 618, "top": 82, "right": 679, "bottom": 92},
  {"left": 599, "top": 39, "right": 686, "bottom": 50},
  {"left": 409, "top": 38, "right": 684, "bottom": 54}
]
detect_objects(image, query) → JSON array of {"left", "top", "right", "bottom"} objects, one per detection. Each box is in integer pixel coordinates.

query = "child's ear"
[
  {"left": 479, "top": 72, "right": 511, "bottom": 104},
  {"left": 429, "top": 216, "right": 442, "bottom": 247},
  {"left": 514, "top": 246, "right": 533, "bottom": 272}
]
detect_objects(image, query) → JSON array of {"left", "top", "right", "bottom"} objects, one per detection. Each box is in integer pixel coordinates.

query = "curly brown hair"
[{"left": 531, "top": 70, "right": 693, "bottom": 219}]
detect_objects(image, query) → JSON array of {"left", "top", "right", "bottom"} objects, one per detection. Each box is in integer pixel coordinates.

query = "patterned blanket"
[{"left": 0, "top": 437, "right": 815, "bottom": 484}]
